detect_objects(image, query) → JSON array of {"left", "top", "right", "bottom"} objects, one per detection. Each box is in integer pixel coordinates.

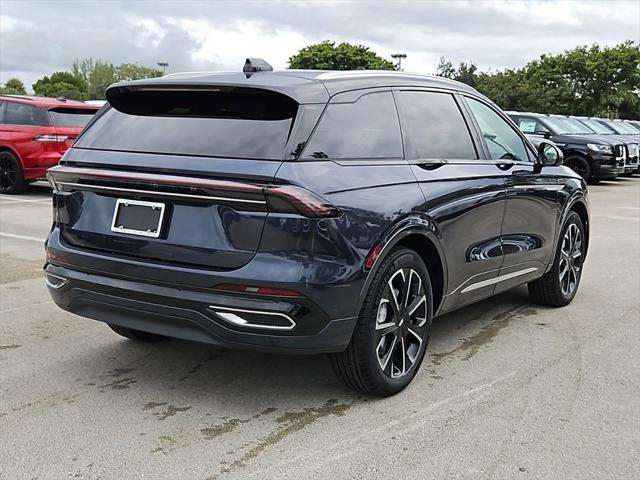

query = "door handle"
[
  {"left": 495, "top": 161, "right": 515, "bottom": 171},
  {"left": 415, "top": 160, "right": 446, "bottom": 171}
]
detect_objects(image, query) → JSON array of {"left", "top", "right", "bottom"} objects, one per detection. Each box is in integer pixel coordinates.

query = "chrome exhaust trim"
[{"left": 208, "top": 305, "right": 296, "bottom": 331}]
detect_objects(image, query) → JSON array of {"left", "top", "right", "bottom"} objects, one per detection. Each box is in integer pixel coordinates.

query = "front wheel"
[
  {"left": 564, "top": 155, "right": 592, "bottom": 182},
  {"left": 528, "top": 212, "right": 585, "bottom": 307},
  {"left": 330, "top": 247, "right": 433, "bottom": 397}
]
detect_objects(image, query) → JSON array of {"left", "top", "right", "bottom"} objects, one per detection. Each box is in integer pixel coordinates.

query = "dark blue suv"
[{"left": 45, "top": 63, "right": 589, "bottom": 396}]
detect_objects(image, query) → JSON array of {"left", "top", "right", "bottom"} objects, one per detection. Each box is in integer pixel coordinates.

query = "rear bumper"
[
  {"left": 23, "top": 152, "right": 63, "bottom": 181},
  {"left": 44, "top": 263, "right": 356, "bottom": 355}
]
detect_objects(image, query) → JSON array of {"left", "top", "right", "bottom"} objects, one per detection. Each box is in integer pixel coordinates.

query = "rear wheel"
[
  {"left": 564, "top": 155, "right": 591, "bottom": 182},
  {"left": 330, "top": 247, "right": 433, "bottom": 397},
  {"left": 528, "top": 212, "right": 585, "bottom": 307},
  {"left": 0, "top": 150, "right": 27, "bottom": 194},
  {"left": 107, "top": 324, "right": 167, "bottom": 342}
]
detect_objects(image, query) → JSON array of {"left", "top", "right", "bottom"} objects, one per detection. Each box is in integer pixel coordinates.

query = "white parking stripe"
[
  {"left": 0, "top": 232, "right": 45, "bottom": 243},
  {"left": 0, "top": 197, "right": 51, "bottom": 205},
  {"left": 616, "top": 206, "right": 640, "bottom": 211},
  {"left": 592, "top": 214, "right": 639, "bottom": 222}
]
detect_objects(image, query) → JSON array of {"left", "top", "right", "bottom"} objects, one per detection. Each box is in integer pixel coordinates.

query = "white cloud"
[
  {"left": 0, "top": 0, "right": 638, "bottom": 91},
  {"left": 171, "top": 18, "right": 310, "bottom": 70}
]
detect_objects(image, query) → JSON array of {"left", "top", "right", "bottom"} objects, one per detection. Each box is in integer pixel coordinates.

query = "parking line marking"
[
  {"left": 616, "top": 206, "right": 640, "bottom": 211},
  {"left": 0, "top": 196, "right": 51, "bottom": 204},
  {"left": 591, "top": 214, "right": 639, "bottom": 222},
  {"left": 0, "top": 232, "right": 45, "bottom": 243}
]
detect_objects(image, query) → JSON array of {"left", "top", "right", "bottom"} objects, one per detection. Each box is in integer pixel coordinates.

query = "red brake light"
[{"left": 213, "top": 284, "right": 303, "bottom": 297}]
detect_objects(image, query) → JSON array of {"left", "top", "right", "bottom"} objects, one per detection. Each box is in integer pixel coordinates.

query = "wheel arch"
[
  {"left": 547, "top": 194, "right": 590, "bottom": 274},
  {"left": 563, "top": 149, "right": 593, "bottom": 163},
  {"left": 358, "top": 218, "right": 448, "bottom": 316},
  {"left": 569, "top": 199, "right": 590, "bottom": 256},
  {"left": 0, "top": 145, "right": 22, "bottom": 164}
]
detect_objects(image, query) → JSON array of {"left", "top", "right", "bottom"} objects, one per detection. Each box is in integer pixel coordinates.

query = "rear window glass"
[
  {"left": 302, "top": 91, "right": 403, "bottom": 160},
  {"left": 48, "top": 108, "right": 97, "bottom": 128},
  {"left": 4, "top": 102, "right": 50, "bottom": 126},
  {"left": 76, "top": 88, "right": 298, "bottom": 160},
  {"left": 396, "top": 91, "right": 476, "bottom": 159}
]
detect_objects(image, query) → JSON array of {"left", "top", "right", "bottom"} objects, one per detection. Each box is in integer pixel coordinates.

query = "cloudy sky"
[{"left": 1, "top": 0, "right": 639, "bottom": 91}]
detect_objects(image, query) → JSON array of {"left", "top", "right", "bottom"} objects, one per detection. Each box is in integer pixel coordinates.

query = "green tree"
[
  {"left": 114, "top": 63, "right": 163, "bottom": 81},
  {"left": 0, "top": 78, "right": 27, "bottom": 95},
  {"left": 71, "top": 58, "right": 162, "bottom": 99},
  {"left": 87, "top": 61, "right": 116, "bottom": 99},
  {"left": 437, "top": 41, "right": 640, "bottom": 119},
  {"left": 436, "top": 57, "right": 456, "bottom": 79},
  {"left": 32, "top": 71, "right": 88, "bottom": 100},
  {"left": 288, "top": 41, "right": 396, "bottom": 70}
]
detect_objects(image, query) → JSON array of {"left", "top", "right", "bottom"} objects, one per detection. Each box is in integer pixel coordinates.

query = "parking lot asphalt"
[{"left": 1, "top": 178, "right": 639, "bottom": 480}]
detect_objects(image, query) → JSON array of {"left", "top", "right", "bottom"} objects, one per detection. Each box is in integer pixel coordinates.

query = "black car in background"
[
  {"left": 626, "top": 120, "right": 640, "bottom": 132},
  {"left": 570, "top": 117, "right": 640, "bottom": 175},
  {"left": 45, "top": 65, "right": 589, "bottom": 396},
  {"left": 507, "top": 111, "right": 624, "bottom": 181}
]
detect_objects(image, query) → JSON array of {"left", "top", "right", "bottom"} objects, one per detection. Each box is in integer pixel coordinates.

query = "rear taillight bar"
[
  {"left": 47, "top": 166, "right": 341, "bottom": 218},
  {"left": 33, "top": 134, "right": 69, "bottom": 142}
]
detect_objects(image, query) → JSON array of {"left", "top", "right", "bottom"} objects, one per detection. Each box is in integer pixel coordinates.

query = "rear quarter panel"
[{"left": 270, "top": 160, "right": 425, "bottom": 319}]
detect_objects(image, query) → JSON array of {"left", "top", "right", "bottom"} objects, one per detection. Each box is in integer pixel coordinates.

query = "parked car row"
[
  {"left": 0, "top": 95, "right": 100, "bottom": 194},
  {"left": 507, "top": 111, "right": 640, "bottom": 182}
]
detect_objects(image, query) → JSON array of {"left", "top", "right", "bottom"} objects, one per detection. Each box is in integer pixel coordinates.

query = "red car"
[{"left": 0, "top": 95, "right": 99, "bottom": 194}]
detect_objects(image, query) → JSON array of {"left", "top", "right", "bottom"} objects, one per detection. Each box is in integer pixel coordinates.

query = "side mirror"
[
  {"left": 535, "top": 130, "right": 552, "bottom": 139},
  {"left": 538, "top": 141, "right": 563, "bottom": 167}
]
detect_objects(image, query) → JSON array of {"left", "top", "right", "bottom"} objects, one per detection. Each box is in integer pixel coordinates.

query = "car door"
[
  {"left": 394, "top": 89, "right": 507, "bottom": 313},
  {"left": 463, "top": 97, "right": 562, "bottom": 294}
]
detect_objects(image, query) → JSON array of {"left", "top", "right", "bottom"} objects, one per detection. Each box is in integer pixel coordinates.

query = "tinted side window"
[
  {"left": 4, "top": 102, "right": 50, "bottom": 126},
  {"left": 466, "top": 98, "right": 529, "bottom": 162},
  {"left": 396, "top": 91, "right": 476, "bottom": 159},
  {"left": 0, "top": 102, "right": 5, "bottom": 123},
  {"left": 302, "top": 91, "right": 403, "bottom": 159}
]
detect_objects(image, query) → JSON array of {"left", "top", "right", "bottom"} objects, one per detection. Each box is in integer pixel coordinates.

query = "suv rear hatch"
[
  {"left": 51, "top": 86, "right": 303, "bottom": 270},
  {"left": 47, "top": 107, "right": 98, "bottom": 152}
]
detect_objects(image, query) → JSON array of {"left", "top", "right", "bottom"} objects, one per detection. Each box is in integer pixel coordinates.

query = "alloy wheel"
[
  {"left": 375, "top": 268, "right": 428, "bottom": 379},
  {"left": 559, "top": 223, "right": 582, "bottom": 297},
  {"left": 567, "top": 159, "right": 587, "bottom": 179},
  {"left": 0, "top": 153, "right": 17, "bottom": 191}
]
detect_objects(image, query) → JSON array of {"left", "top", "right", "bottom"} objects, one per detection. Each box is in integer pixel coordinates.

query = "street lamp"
[
  {"left": 157, "top": 62, "right": 169, "bottom": 73},
  {"left": 391, "top": 53, "right": 407, "bottom": 71}
]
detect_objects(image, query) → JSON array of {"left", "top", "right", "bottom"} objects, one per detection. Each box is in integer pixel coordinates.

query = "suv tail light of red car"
[{"left": 33, "top": 134, "right": 70, "bottom": 142}]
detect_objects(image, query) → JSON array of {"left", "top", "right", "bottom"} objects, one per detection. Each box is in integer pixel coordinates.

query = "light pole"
[
  {"left": 157, "top": 62, "right": 169, "bottom": 74},
  {"left": 391, "top": 53, "right": 407, "bottom": 71}
]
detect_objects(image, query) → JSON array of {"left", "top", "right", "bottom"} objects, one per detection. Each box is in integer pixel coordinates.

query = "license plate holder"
[{"left": 111, "top": 199, "right": 165, "bottom": 238}]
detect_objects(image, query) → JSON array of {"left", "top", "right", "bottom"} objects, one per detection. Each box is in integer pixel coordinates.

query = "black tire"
[
  {"left": 330, "top": 247, "right": 433, "bottom": 397},
  {"left": 0, "top": 150, "right": 27, "bottom": 194},
  {"left": 564, "top": 155, "right": 591, "bottom": 182},
  {"left": 528, "top": 212, "right": 585, "bottom": 307},
  {"left": 107, "top": 323, "right": 167, "bottom": 342}
]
